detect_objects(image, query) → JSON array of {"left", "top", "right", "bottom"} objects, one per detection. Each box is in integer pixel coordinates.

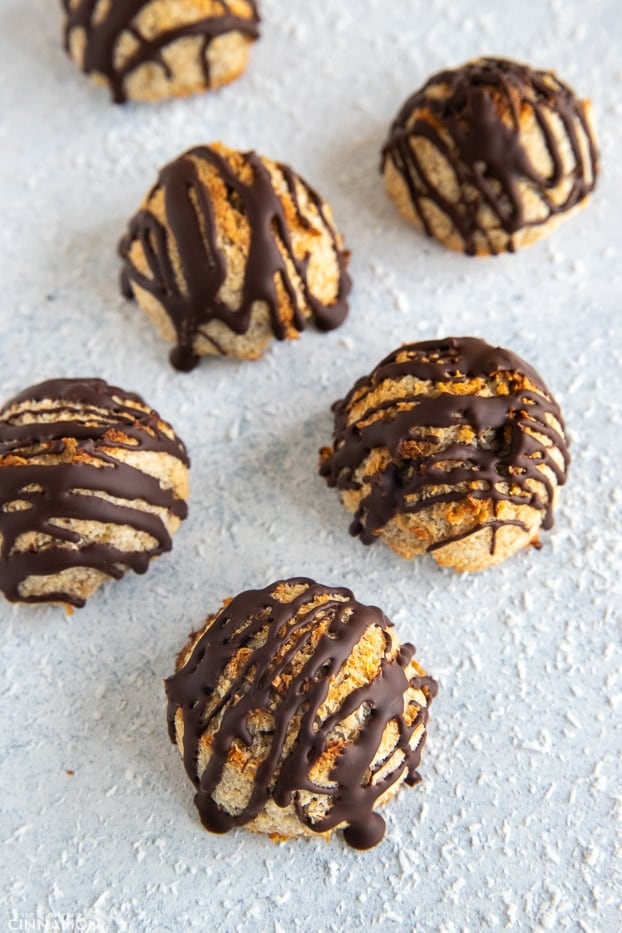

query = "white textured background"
[{"left": 1, "top": 1, "right": 621, "bottom": 931}]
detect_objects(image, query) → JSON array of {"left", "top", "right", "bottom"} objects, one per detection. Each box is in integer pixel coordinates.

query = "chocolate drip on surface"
[
  {"left": 165, "top": 579, "right": 436, "bottom": 850},
  {"left": 62, "top": 0, "right": 260, "bottom": 104},
  {"left": 320, "top": 337, "right": 570, "bottom": 555},
  {"left": 118, "top": 146, "right": 350, "bottom": 371},
  {"left": 0, "top": 378, "right": 189, "bottom": 607},
  {"left": 382, "top": 58, "right": 599, "bottom": 255}
]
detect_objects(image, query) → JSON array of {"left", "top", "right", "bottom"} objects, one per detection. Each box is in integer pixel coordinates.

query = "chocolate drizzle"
[
  {"left": 382, "top": 58, "right": 599, "bottom": 254},
  {"left": 165, "top": 579, "right": 437, "bottom": 849},
  {"left": 62, "top": 0, "right": 260, "bottom": 104},
  {"left": 320, "top": 337, "right": 570, "bottom": 556},
  {"left": 0, "top": 378, "right": 189, "bottom": 607},
  {"left": 118, "top": 145, "right": 350, "bottom": 371}
]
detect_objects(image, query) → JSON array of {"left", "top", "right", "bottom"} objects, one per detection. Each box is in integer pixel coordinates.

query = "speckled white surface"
[{"left": 1, "top": 1, "right": 621, "bottom": 931}]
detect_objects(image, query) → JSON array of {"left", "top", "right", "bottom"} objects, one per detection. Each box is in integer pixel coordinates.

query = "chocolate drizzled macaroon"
[
  {"left": 0, "top": 378, "right": 189, "bottom": 607},
  {"left": 119, "top": 143, "right": 351, "bottom": 371},
  {"left": 166, "top": 578, "right": 436, "bottom": 849},
  {"left": 320, "top": 338, "right": 570, "bottom": 572},
  {"left": 61, "top": 0, "right": 260, "bottom": 104},
  {"left": 382, "top": 57, "right": 599, "bottom": 255}
]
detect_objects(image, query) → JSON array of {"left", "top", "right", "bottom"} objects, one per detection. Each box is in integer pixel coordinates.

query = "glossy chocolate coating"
[
  {"left": 0, "top": 378, "right": 189, "bottom": 607},
  {"left": 321, "top": 337, "right": 570, "bottom": 556},
  {"left": 62, "top": 0, "right": 260, "bottom": 104},
  {"left": 119, "top": 145, "right": 350, "bottom": 371},
  {"left": 382, "top": 58, "right": 599, "bottom": 254},
  {"left": 166, "top": 579, "right": 436, "bottom": 849}
]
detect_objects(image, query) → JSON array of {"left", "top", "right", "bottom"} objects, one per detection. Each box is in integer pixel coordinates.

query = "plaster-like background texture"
[{"left": 0, "top": 1, "right": 620, "bottom": 930}]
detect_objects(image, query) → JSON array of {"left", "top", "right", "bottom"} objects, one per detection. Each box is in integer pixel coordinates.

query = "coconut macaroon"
[
  {"left": 119, "top": 143, "right": 351, "bottom": 371},
  {"left": 381, "top": 57, "right": 599, "bottom": 255},
  {"left": 165, "top": 578, "right": 436, "bottom": 849},
  {"left": 0, "top": 378, "right": 189, "bottom": 608},
  {"left": 61, "top": 0, "right": 260, "bottom": 104},
  {"left": 320, "top": 337, "right": 570, "bottom": 572}
]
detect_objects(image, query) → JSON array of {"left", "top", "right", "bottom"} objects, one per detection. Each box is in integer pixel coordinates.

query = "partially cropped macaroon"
[
  {"left": 119, "top": 143, "right": 351, "bottom": 371},
  {"left": 165, "top": 578, "right": 436, "bottom": 849},
  {"left": 61, "top": 0, "right": 260, "bottom": 104},
  {"left": 0, "top": 378, "right": 189, "bottom": 608},
  {"left": 382, "top": 57, "right": 599, "bottom": 255},
  {"left": 320, "top": 337, "right": 570, "bottom": 572}
]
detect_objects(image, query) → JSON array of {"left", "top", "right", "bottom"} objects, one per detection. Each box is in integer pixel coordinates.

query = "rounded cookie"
[
  {"left": 61, "top": 0, "right": 260, "bottom": 103},
  {"left": 382, "top": 57, "right": 599, "bottom": 255},
  {"left": 320, "top": 337, "right": 570, "bottom": 572},
  {"left": 0, "top": 378, "right": 189, "bottom": 608},
  {"left": 165, "top": 577, "right": 436, "bottom": 849},
  {"left": 119, "top": 143, "right": 351, "bottom": 371}
]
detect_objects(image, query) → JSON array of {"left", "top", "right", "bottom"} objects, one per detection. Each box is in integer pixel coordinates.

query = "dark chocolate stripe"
[
  {"left": 118, "top": 146, "right": 350, "bottom": 371},
  {"left": 62, "top": 0, "right": 260, "bottom": 104},
  {"left": 165, "top": 579, "right": 436, "bottom": 850},
  {"left": 0, "top": 378, "right": 188, "bottom": 607},
  {"left": 382, "top": 58, "right": 599, "bottom": 254},
  {"left": 320, "top": 337, "right": 570, "bottom": 554}
]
